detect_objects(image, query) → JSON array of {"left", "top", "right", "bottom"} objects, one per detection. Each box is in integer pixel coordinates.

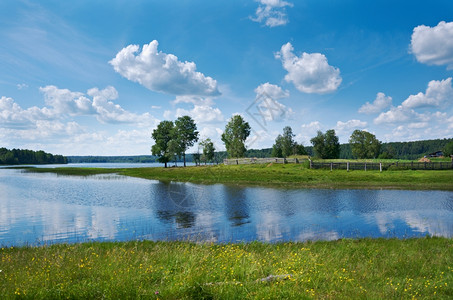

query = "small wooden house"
[{"left": 428, "top": 150, "right": 443, "bottom": 157}]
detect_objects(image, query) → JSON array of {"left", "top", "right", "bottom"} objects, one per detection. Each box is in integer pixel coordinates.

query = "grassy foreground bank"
[
  {"left": 24, "top": 163, "right": 453, "bottom": 190},
  {"left": 1, "top": 238, "right": 452, "bottom": 299}
]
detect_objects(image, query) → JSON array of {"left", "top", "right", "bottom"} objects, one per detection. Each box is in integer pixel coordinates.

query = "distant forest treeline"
[
  {"left": 235, "top": 138, "right": 453, "bottom": 160},
  {"left": 66, "top": 138, "right": 453, "bottom": 163},
  {"left": 0, "top": 148, "right": 67, "bottom": 165},
  {"left": 336, "top": 138, "right": 453, "bottom": 160},
  {"left": 299, "top": 138, "right": 452, "bottom": 160}
]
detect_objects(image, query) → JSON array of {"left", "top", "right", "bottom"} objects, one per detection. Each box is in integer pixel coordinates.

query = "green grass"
[
  {"left": 23, "top": 163, "right": 453, "bottom": 190},
  {"left": 430, "top": 157, "right": 453, "bottom": 162},
  {"left": 1, "top": 238, "right": 452, "bottom": 299}
]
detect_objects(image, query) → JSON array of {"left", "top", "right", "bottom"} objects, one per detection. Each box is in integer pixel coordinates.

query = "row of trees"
[
  {"left": 151, "top": 116, "right": 199, "bottom": 168},
  {"left": 308, "top": 129, "right": 382, "bottom": 159},
  {"left": 152, "top": 114, "right": 452, "bottom": 163},
  {"left": 151, "top": 116, "right": 216, "bottom": 167},
  {"left": 0, "top": 148, "right": 67, "bottom": 165},
  {"left": 273, "top": 128, "right": 383, "bottom": 160},
  {"left": 151, "top": 115, "right": 254, "bottom": 166}
]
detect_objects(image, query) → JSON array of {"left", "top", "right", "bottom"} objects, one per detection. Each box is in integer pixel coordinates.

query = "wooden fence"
[
  {"left": 309, "top": 161, "right": 453, "bottom": 171},
  {"left": 223, "top": 157, "right": 453, "bottom": 170},
  {"left": 223, "top": 157, "right": 302, "bottom": 165}
]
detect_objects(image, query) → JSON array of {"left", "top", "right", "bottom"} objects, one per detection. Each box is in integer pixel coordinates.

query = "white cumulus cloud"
[
  {"left": 401, "top": 78, "right": 453, "bottom": 109},
  {"left": 0, "top": 96, "right": 52, "bottom": 128},
  {"left": 172, "top": 95, "right": 215, "bottom": 106},
  {"left": 254, "top": 82, "right": 290, "bottom": 99},
  {"left": 40, "top": 85, "right": 94, "bottom": 116},
  {"left": 335, "top": 119, "right": 367, "bottom": 134},
  {"left": 374, "top": 106, "right": 422, "bottom": 125},
  {"left": 176, "top": 105, "right": 224, "bottom": 124},
  {"left": 251, "top": 0, "right": 293, "bottom": 27},
  {"left": 374, "top": 78, "right": 453, "bottom": 126},
  {"left": 1, "top": 86, "right": 158, "bottom": 141},
  {"left": 275, "top": 42, "right": 342, "bottom": 94},
  {"left": 110, "top": 40, "right": 220, "bottom": 96},
  {"left": 253, "top": 83, "right": 293, "bottom": 122},
  {"left": 411, "top": 21, "right": 453, "bottom": 69},
  {"left": 88, "top": 86, "right": 140, "bottom": 124},
  {"left": 296, "top": 121, "right": 323, "bottom": 145},
  {"left": 358, "top": 92, "right": 392, "bottom": 114}
]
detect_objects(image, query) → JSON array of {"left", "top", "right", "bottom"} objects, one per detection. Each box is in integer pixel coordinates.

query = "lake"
[{"left": 1, "top": 166, "right": 452, "bottom": 246}]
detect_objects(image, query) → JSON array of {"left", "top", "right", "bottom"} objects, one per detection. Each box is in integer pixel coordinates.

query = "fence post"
[
  {"left": 364, "top": 163, "right": 367, "bottom": 171},
  {"left": 380, "top": 162, "right": 382, "bottom": 172},
  {"left": 330, "top": 162, "right": 333, "bottom": 171},
  {"left": 347, "top": 161, "right": 349, "bottom": 172}
]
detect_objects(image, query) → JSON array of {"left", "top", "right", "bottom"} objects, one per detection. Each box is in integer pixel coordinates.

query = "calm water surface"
[{"left": 1, "top": 167, "right": 452, "bottom": 246}]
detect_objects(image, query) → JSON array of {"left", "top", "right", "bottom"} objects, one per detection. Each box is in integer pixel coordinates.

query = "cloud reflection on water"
[{"left": 0, "top": 168, "right": 452, "bottom": 246}]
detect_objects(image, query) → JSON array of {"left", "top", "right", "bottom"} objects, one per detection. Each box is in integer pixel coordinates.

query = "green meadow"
[{"left": 1, "top": 238, "right": 452, "bottom": 299}]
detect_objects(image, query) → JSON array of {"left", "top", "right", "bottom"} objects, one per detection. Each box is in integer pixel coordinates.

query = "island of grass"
[
  {"left": 21, "top": 161, "right": 453, "bottom": 190},
  {"left": 1, "top": 237, "right": 452, "bottom": 299}
]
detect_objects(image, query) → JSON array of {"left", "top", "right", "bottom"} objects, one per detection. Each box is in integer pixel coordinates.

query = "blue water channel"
[{"left": 0, "top": 166, "right": 452, "bottom": 246}]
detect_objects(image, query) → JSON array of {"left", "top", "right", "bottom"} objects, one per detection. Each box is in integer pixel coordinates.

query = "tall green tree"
[
  {"left": 151, "top": 120, "right": 174, "bottom": 168},
  {"left": 294, "top": 144, "right": 307, "bottom": 156},
  {"left": 271, "top": 134, "right": 284, "bottom": 157},
  {"left": 443, "top": 141, "right": 453, "bottom": 157},
  {"left": 310, "top": 129, "right": 340, "bottom": 159},
  {"left": 200, "top": 138, "right": 215, "bottom": 164},
  {"left": 174, "top": 116, "right": 199, "bottom": 167},
  {"left": 349, "top": 130, "right": 382, "bottom": 159},
  {"left": 271, "top": 126, "right": 306, "bottom": 158},
  {"left": 193, "top": 152, "right": 201, "bottom": 166},
  {"left": 221, "top": 115, "right": 251, "bottom": 158},
  {"left": 324, "top": 129, "right": 340, "bottom": 159},
  {"left": 310, "top": 131, "right": 326, "bottom": 158},
  {"left": 167, "top": 139, "right": 183, "bottom": 166},
  {"left": 281, "top": 126, "right": 295, "bottom": 158}
]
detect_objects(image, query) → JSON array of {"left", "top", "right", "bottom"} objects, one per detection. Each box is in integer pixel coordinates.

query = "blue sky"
[{"left": 1, "top": 0, "right": 452, "bottom": 155}]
